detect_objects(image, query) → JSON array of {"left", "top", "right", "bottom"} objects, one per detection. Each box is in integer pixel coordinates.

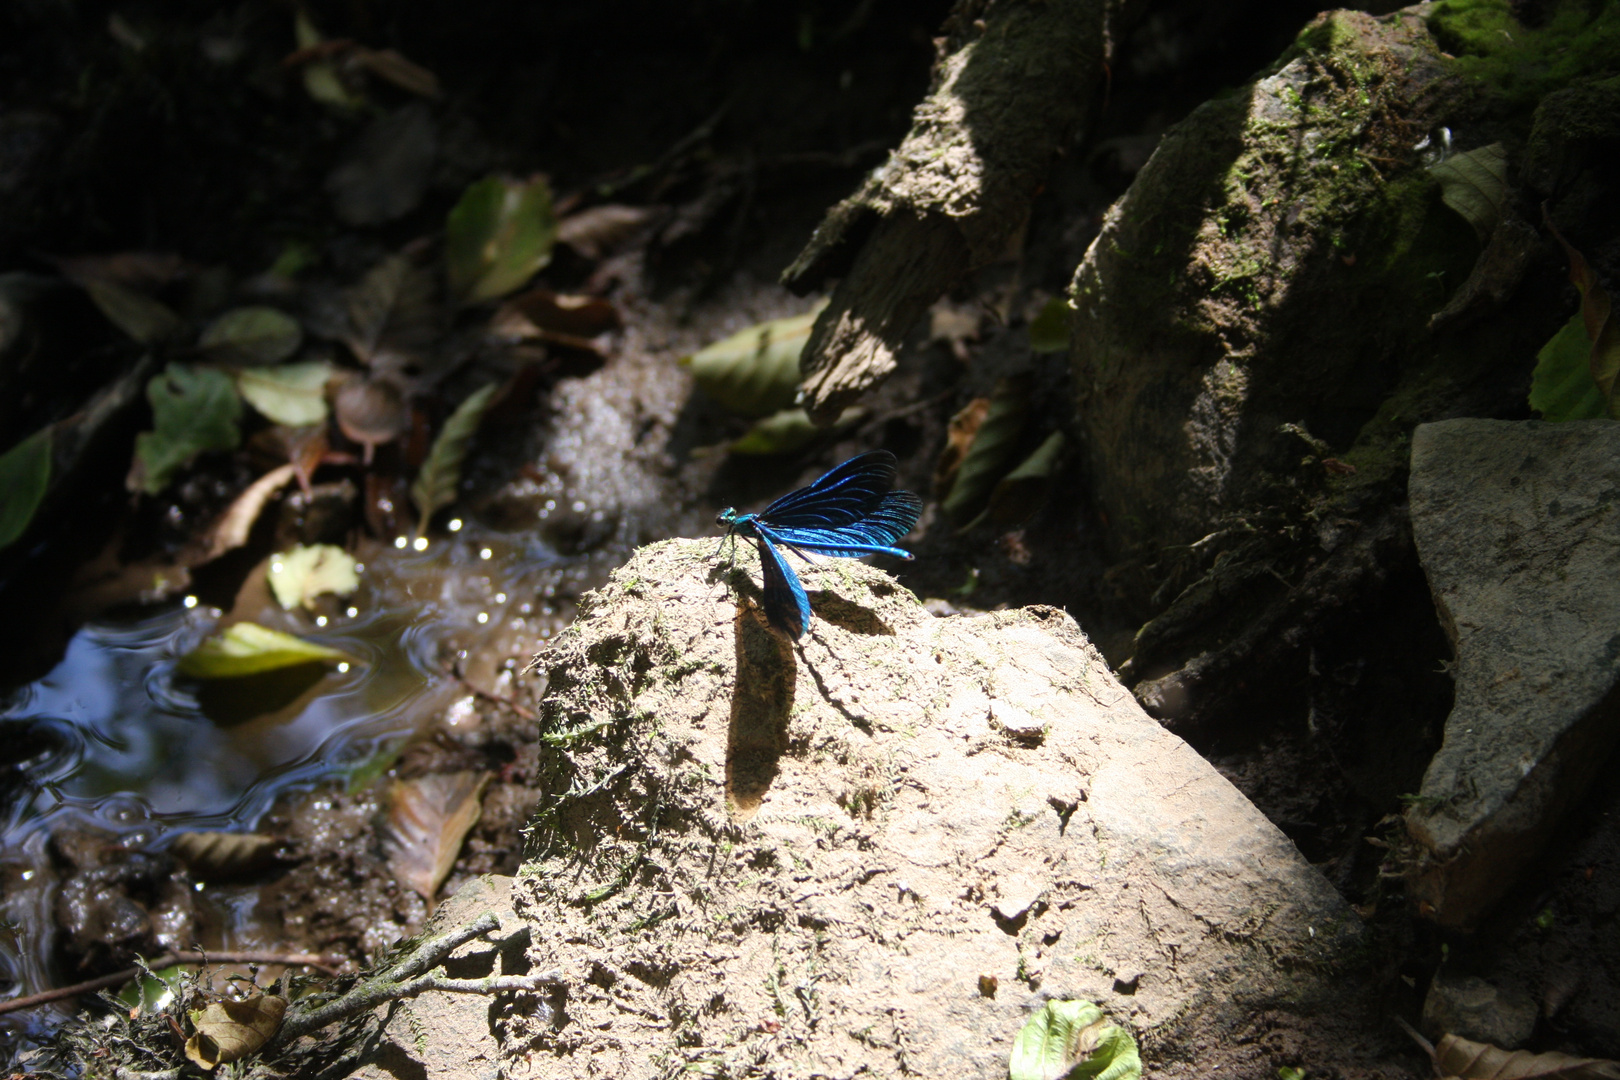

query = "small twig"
[
  {"left": 268, "top": 912, "right": 560, "bottom": 1051},
  {"left": 0, "top": 951, "right": 343, "bottom": 1015}
]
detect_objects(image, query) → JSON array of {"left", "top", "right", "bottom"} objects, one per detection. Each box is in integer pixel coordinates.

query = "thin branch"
[{"left": 0, "top": 951, "right": 343, "bottom": 1015}]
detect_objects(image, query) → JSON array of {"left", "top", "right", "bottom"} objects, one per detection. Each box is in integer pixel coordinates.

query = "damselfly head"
[{"left": 716, "top": 508, "right": 738, "bottom": 527}]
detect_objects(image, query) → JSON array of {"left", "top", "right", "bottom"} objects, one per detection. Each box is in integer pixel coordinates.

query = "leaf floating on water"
[
  {"left": 0, "top": 427, "right": 51, "bottom": 551},
  {"left": 383, "top": 771, "right": 490, "bottom": 903},
  {"left": 199, "top": 306, "right": 303, "bottom": 366},
  {"left": 237, "top": 361, "right": 334, "bottom": 427},
  {"left": 178, "top": 622, "right": 350, "bottom": 679},
  {"left": 939, "top": 375, "right": 1030, "bottom": 525},
  {"left": 1029, "top": 296, "right": 1074, "bottom": 354},
  {"left": 1008, "top": 999, "right": 1142, "bottom": 1080},
  {"left": 966, "top": 431, "right": 1065, "bottom": 532},
  {"left": 131, "top": 364, "right": 244, "bottom": 495},
  {"left": 267, "top": 543, "right": 360, "bottom": 610},
  {"left": 343, "top": 253, "right": 438, "bottom": 368},
  {"left": 1433, "top": 1031, "right": 1620, "bottom": 1079},
  {"left": 681, "top": 300, "right": 828, "bottom": 418},
  {"left": 333, "top": 376, "right": 409, "bottom": 463},
  {"left": 199, "top": 464, "right": 298, "bottom": 563},
  {"left": 185, "top": 992, "right": 287, "bottom": 1070},
  {"left": 410, "top": 383, "right": 499, "bottom": 536},
  {"left": 170, "top": 831, "right": 284, "bottom": 879},
  {"left": 446, "top": 175, "right": 557, "bottom": 307},
  {"left": 1429, "top": 143, "right": 1509, "bottom": 241}
]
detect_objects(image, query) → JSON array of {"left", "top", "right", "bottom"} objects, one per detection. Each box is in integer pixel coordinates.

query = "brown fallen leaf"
[
  {"left": 555, "top": 204, "right": 654, "bottom": 260},
  {"left": 333, "top": 375, "right": 408, "bottom": 464},
  {"left": 184, "top": 992, "right": 286, "bottom": 1070},
  {"left": 351, "top": 46, "right": 441, "bottom": 98},
  {"left": 933, "top": 397, "right": 991, "bottom": 500},
  {"left": 491, "top": 287, "right": 620, "bottom": 339},
  {"left": 1434, "top": 1033, "right": 1620, "bottom": 1079},
  {"left": 196, "top": 464, "right": 297, "bottom": 563},
  {"left": 342, "top": 252, "right": 439, "bottom": 370},
  {"left": 382, "top": 771, "right": 491, "bottom": 904}
]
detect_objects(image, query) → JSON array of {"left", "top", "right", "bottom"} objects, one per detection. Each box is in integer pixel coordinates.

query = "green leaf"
[
  {"left": 1029, "top": 296, "right": 1073, "bottom": 354},
  {"left": 1529, "top": 314, "right": 1607, "bottom": 421},
  {"left": 1009, "top": 1000, "right": 1142, "bottom": 1080},
  {"left": 1429, "top": 143, "right": 1508, "bottom": 240},
  {"left": 1277, "top": 1068, "right": 1307, "bottom": 1080},
  {"left": 445, "top": 175, "right": 556, "bottom": 307},
  {"left": 295, "top": 10, "right": 365, "bottom": 110},
  {"left": 965, "top": 431, "right": 1065, "bottom": 531},
  {"left": 681, "top": 301, "right": 828, "bottom": 417},
  {"left": 1544, "top": 218, "right": 1620, "bottom": 417},
  {"left": 177, "top": 621, "right": 350, "bottom": 679},
  {"left": 940, "top": 376, "right": 1030, "bottom": 525},
  {"left": 410, "top": 383, "right": 499, "bottom": 535},
  {"left": 199, "top": 306, "right": 303, "bottom": 366},
  {"left": 268, "top": 543, "right": 360, "bottom": 610},
  {"left": 729, "top": 406, "right": 861, "bottom": 455},
  {"left": 0, "top": 427, "right": 51, "bottom": 551},
  {"left": 132, "top": 364, "right": 244, "bottom": 495},
  {"left": 236, "top": 361, "right": 334, "bottom": 426},
  {"left": 82, "top": 278, "right": 183, "bottom": 344}
]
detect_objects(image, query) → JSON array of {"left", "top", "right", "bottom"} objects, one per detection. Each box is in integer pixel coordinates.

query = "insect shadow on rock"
[{"left": 713, "top": 450, "right": 922, "bottom": 640}]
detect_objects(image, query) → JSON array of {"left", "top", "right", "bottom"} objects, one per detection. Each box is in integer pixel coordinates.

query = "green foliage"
[
  {"left": 199, "top": 306, "right": 303, "bottom": 365},
  {"left": 236, "top": 361, "right": 335, "bottom": 426},
  {"left": 682, "top": 302, "right": 827, "bottom": 417},
  {"left": 82, "top": 279, "right": 183, "bottom": 344},
  {"left": 0, "top": 426, "right": 52, "bottom": 550},
  {"left": 965, "top": 431, "right": 1065, "bottom": 531},
  {"left": 410, "top": 383, "right": 499, "bottom": 535},
  {"left": 1029, "top": 297, "right": 1074, "bottom": 353},
  {"left": 446, "top": 175, "right": 557, "bottom": 306},
  {"left": 729, "top": 406, "right": 860, "bottom": 455},
  {"left": 1528, "top": 314, "right": 1607, "bottom": 421},
  {"left": 1427, "top": 0, "right": 1620, "bottom": 108},
  {"left": 1428, "top": 143, "right": 1507, "bottom": 240},
  {"left": 177, "top": 621, "right": 350, "bottom": 678},
  {"left": 940, "top": 377, "right": 1030, "bottom": 525},
  {"left": 1009, "top": 999, "right": 1142, "bottom": 1080},
  {"left": 133, "top": 364, "right": 244, "bottom": 495}
]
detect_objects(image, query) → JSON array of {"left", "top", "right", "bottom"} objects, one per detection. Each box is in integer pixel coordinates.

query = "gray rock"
[
  {"left": 342, "top": 874, "right": 526, "bottom": 1080},
  {"left": 1421, "top": 971, "right": 1538, "bottom": 1050},
  {"left": 1405, "top": 418, "right": 1620, "bottom": 928}
]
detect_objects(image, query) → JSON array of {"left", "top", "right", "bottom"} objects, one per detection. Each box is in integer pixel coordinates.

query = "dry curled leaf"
[
  {"left": 383, "top": 771, "right": 490, "bottom": 903},
  {"left": 933, "top": 397, "right": 991, "bottom": 500},
  {"left": 351, "top": 46, "right": 441, "bottom": 97},
  {"left": 1434, "top": 1032, "right": 1620, "bottom": 1079},
  {"left": 555, "top": 203, "right": 654, "bottom": 259},
  {"left": 198, "top": 464, "right": 298, "bottom": 563},
  {"left": 185, "top": 992, "right": 286, "bottom": 1070},
  {"left": 491, "top": 287, "right": 620, "bottom": 340},
  {"left": 939, "top": 375, "right": 1031, "bottom": 525}
]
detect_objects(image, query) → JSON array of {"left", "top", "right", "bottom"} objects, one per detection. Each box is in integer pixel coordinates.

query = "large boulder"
[{"left": 488, "top": 541, "right": 1375, "bottom": 1077}]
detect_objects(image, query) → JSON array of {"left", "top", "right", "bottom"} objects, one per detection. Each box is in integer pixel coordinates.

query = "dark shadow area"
[
  {"left": 192, "top": 663, "right": 329, "bottom": 726},
  {"left": 805, "top": 589, "right": 895, "bottom": 637},
  {"left": 725, "top": 605, "right": 794, "bottom": 819}
]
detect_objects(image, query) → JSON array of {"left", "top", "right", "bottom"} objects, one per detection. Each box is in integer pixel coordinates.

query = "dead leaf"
[
  {"left": 1434, "top": 1032, "right": 1620, "bottom": 1079},
  {"left": 351, "top": 47, "right": 441, "bottom": 98},
  {"left": 334, "top": 376, "right": 409, "bottom": 463},
  {"left": 198, "top": 464, "right": 298, "bottom": 563},
  {"left": 326, "top": 103, "right": 438, "bottom": 226},
  {"left": 555, "top": 204, "right": 654, "bottom": 259},
  {"left": 1430, "top": 143, "right": 1509, "bottom": 240},
  {"left": 933, "top": 397, "right": 991, "bottom": 500},
  {"left": 184, "top": 993, "right": 286, "bottom": 1070},
  {"left": 169, "top": 832, "right": 285, "bottom": 879},
  {"left": 940, "top": 376, "right": 1031, "bottom": 525},
  {"left": 383, "top": 771, "right": 490, "bottom": 903},
  {"left": 491, "top": 287, "right": 620, "bottom": 339},
  {"left": 1544, "top": 216, "right": 1620, "bottom": 415},
  {"left": 342, "top": 253, "right": 438, "bottom": 369}
]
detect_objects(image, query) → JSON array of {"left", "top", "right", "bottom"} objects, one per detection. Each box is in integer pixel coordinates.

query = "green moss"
[{"left": 1428, "top": 0, "right": 1620, "bottom": 107}]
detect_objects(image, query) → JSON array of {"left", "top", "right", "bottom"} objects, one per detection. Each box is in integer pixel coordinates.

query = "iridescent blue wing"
[
  {"left": 757, "top": 451, "right": 901, "bottom": 529},
  {"left": 758, "top": 492, "right": 921, "bottom": 558},
  {"left": 756, "top": 452, "right": 921, "bottom": 557},
  {"left": 755, "top": 534, "right": 810, "bottom": 638}
]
